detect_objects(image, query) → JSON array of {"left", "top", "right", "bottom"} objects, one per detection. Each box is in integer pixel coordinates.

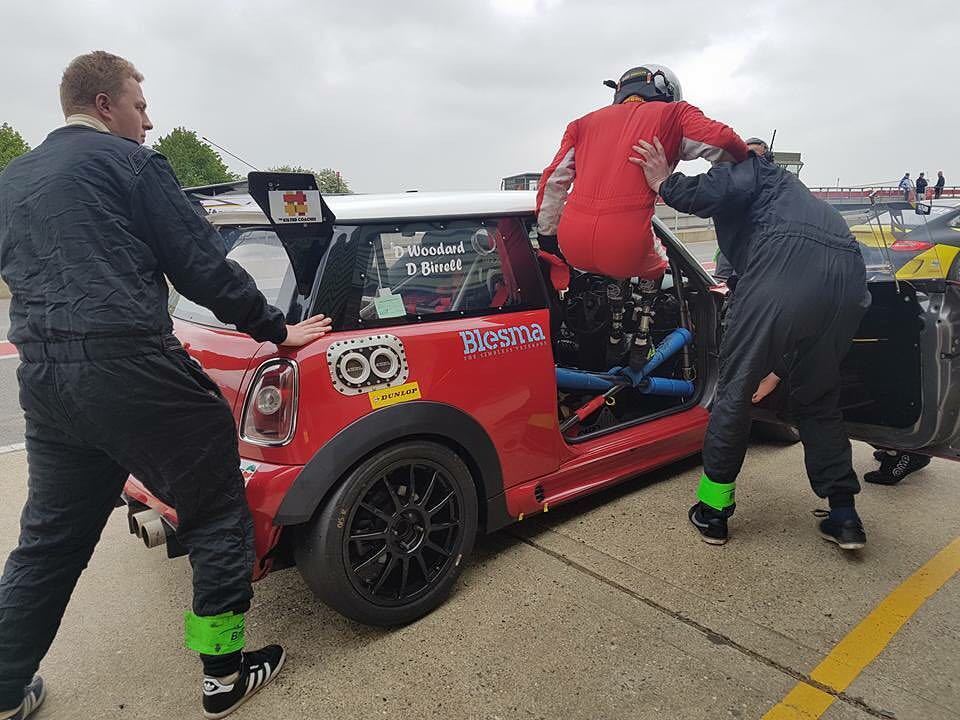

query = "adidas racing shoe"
[
  {"left": 5, "top": 676, "right": 45, "bottom": 720},
  {"left": 202, "top": 645, "right": 286, "bottom": 719}
]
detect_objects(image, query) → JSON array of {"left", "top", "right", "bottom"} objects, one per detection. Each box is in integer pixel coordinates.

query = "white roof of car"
[{"left": 198, "top": 190, "right": 538, "bottom": 225}]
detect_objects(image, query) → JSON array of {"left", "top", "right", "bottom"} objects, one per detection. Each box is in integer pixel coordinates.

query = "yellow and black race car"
[{"left": 850, "top": 200, "right": 960, "bottom": 281}]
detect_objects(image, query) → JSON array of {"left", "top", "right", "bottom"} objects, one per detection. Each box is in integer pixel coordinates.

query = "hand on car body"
[{"left": 281, "top": 314, "right": 333, "bottom": 347}]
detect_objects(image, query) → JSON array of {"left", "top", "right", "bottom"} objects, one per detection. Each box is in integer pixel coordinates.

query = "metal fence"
[
  {"left": 652, "top": 185, "right": 959, "bottom": 207},
  {"left": 805, "top": 186, "right": 960, "bottom": 201}
]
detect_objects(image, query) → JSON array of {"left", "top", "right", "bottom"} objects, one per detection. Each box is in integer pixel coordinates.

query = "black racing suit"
[
  {"left": 660, "top": 155, "right": 871, "bottom": 503},
  {"left": 0, "top": 125, "right": 287, "bottom": 707}
]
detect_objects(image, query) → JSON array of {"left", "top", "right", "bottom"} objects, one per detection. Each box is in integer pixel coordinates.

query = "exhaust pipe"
[
  {"left": 140, "top": 516, "right": 188, "bottom": 558},
  {"left": 128, "top": 505, "right": 186, "bottom": 557},
  {"left": 129, "top": 509, "right": 160, "bottom": 536},
  {"left": 140, "top": 516, "right": 168, "bottom": 549}
]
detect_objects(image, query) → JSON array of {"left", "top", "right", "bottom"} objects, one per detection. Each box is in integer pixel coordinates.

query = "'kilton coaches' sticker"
[
  {"left": 267, "top": 190, "right": 324, "bottom": 224},
  {"left": 460, "top": 323, "right": 547, "bottom": 359}
]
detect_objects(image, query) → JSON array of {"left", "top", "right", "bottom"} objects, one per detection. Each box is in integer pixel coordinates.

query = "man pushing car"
[
  {"left": 0, "top": 51, "right": 330, "bottom": 719},
  {"left": 630, "top": 136, "right": 872, "bottom": 551}
]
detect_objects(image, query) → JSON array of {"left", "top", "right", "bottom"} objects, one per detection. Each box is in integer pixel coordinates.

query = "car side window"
[
  {"left": 354, "top": 217, "right": 531, "bottom": 325},
  {"left": 172, "top": 227, "right": 296, "bottom": 328}
]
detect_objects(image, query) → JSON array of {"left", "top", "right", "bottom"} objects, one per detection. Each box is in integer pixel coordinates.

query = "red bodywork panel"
[
  {"left": 506, "top": 406, "right": 707, "bottom": 518},
  {"left": 175, "top": 320, "right": 265, "bottom": 413},
  {"left": 125, "top": 308, "right": 709, "bottom": 579}
]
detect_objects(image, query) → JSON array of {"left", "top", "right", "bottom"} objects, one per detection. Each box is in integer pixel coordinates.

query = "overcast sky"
[{"left": 3, "top": 0, "right": 957, "bottom": 192}]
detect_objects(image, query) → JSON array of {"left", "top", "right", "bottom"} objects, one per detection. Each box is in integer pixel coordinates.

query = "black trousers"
[
  {"left": 705, "top": 233, "right": 871, "bottom": 498},
  {"left": 0, "top": 335, "right": 254, "bottom": 708}
]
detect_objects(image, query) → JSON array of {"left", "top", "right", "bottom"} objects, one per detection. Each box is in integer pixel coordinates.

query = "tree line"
[{"left": 0, "top": 122, "right": 350, "bottom": 193}]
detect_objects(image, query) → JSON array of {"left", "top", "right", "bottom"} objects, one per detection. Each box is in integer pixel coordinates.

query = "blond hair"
[{"left": 59, "top": 51, "right": 143, "bottom": 116}]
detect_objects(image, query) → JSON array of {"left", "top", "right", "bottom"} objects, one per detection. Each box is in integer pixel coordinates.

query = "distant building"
[
  {"left": 772, "top": 151, "right": 803, "bottom": 177},
  {"left": 501, "top": 172, "right": 540, "bottom": 191}
]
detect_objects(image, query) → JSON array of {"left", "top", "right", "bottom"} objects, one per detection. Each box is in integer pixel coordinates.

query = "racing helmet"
[{"left": 604, "top": 65, "right": 683, "bottom": 104}]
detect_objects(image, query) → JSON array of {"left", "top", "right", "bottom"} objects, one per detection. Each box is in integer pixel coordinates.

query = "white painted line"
[
  {"left": 0, "top": 355, "right": 18, "bottom": 361},
  {"left": 0, "top": 443, "right": 26, "bottom": 455}
]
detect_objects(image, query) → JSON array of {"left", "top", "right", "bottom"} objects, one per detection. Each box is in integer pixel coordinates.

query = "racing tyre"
[{"left": 295, "top": 440, "right": 478, "bottom": 627}]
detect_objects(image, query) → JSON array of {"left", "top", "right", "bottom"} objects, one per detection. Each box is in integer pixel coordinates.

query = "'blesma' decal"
[{"left": 459, "top": 323, "right": 547, "bottom": 358}]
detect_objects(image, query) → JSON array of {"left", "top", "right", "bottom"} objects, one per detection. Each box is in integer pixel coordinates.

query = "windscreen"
[{"left": 845, "top": 200, "right": 960, "bottom": 282}]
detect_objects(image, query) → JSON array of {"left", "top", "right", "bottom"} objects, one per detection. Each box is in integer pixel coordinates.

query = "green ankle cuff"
[
  {"left": 697, "top": 474, "right": 735, "bottom": 510},
  {"left": 184, "top": 611, "right": 245, "bottom": 655}
]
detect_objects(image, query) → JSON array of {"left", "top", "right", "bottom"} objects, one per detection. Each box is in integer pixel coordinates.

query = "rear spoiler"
[
  {"left": 182, "top": 179, "right": 249, "bottom": 197},
  {"left": 247, "top": 172, "right": 336, "bottom": 296},
  {"left": 183, "top": 180, "right": 250, "bottom": 217}
]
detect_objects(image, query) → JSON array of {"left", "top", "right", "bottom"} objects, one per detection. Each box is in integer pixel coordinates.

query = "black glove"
[{"left": 538, "top": 234, "right": 565, "bottom": 262}]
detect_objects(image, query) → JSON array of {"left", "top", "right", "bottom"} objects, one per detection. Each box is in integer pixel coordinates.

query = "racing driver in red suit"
[{"left": 536, "top": 64, "right": 748, "bottom": 281}]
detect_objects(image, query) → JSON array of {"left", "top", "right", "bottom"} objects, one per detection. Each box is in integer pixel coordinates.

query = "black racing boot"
[
  {"left": 202, "top": 645, "right": 285, "bottom": 719},
  {"left": 865, "top": 451, "right": 931, "bottom": 486},
  {"left": 688, "top": 502, "right": 733, "bottom": 545},
  {"left": 818, "top": 507, "right": 866, "bottom": 551},
  {"left": 3, "top": 676, "right": 45, "bottom": 720}
]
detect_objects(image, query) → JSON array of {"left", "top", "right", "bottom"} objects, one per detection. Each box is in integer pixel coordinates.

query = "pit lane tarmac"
[{"left": 0, "top": 436, "right": 956, "bottom": 720}]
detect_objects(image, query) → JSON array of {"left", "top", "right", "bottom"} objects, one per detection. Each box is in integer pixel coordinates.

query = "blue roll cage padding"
[
  {"left": 555, "top": 368, "right": 617, "bottom": 392},
  {"left": 638, "top": 377, "right": 695, "bottom": 397},
  {"left": 555, "top": 327, "right": 694, "bottom": 397}
]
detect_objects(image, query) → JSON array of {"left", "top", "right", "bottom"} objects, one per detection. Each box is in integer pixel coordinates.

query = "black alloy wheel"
[
  {"left": 295, "top": 440, "right": 478, "bottom": 626},
  {"left": 345, "top": 459, "right": 464, "bottom": 604}
]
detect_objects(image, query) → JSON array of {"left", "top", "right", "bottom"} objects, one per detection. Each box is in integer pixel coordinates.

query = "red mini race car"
[{"left": 123, "top": 179, "right": 960, "bottom": 627}]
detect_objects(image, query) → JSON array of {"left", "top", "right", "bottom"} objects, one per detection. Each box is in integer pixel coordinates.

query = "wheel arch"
[{"left": 274, "top": 401, "right": 512, "bottom": 533}]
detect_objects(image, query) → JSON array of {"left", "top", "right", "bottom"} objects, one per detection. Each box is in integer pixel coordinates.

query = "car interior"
[{"left": 548, "top": 242, "right": 716, "bottom": 441}]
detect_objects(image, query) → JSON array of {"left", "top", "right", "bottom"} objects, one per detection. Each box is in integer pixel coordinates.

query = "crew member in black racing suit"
[
  {"left": 630, "top": 136, "right": 872, "bottom": 550},
  {"left": 713, "top": 138, "right": 771, "bottom": 283},
  {"left": 0, "top": 51, "right": 331, "bottom": 720}
]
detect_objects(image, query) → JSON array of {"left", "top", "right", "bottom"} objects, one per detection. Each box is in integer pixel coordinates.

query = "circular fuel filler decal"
[{"left": 327, "top": 334, "right": 409, "bottom": 396}]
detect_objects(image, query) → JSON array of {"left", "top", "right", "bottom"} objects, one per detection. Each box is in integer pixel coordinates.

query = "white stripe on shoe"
[{"left": 204, "top": 651, "right": 285, "bottom": 720}]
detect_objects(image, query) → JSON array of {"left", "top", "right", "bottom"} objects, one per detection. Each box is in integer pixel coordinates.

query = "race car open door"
[
  {"left": 753, "top": 268, "right": 960, "bottom": 462},
  {"left": 753, "top": 194, "right": 960, "bottom": 461}
]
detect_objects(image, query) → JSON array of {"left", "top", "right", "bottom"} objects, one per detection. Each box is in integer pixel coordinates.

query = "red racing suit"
[{"left": 536, "top": 101, "right": 748, "bottom": 280}]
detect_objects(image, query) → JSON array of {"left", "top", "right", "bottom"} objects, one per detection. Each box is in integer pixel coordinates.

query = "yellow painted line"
[{"left": 763, "top": 536, "right": 960, "bottom": 719}]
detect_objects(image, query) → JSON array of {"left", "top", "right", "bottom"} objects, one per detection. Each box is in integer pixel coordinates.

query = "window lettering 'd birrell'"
[
  {"left": 460, "top": 323, "right": 547, "bottom": 360},
  {"left": 393, "top": 240, "right": 466, "bottom": 277}
]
